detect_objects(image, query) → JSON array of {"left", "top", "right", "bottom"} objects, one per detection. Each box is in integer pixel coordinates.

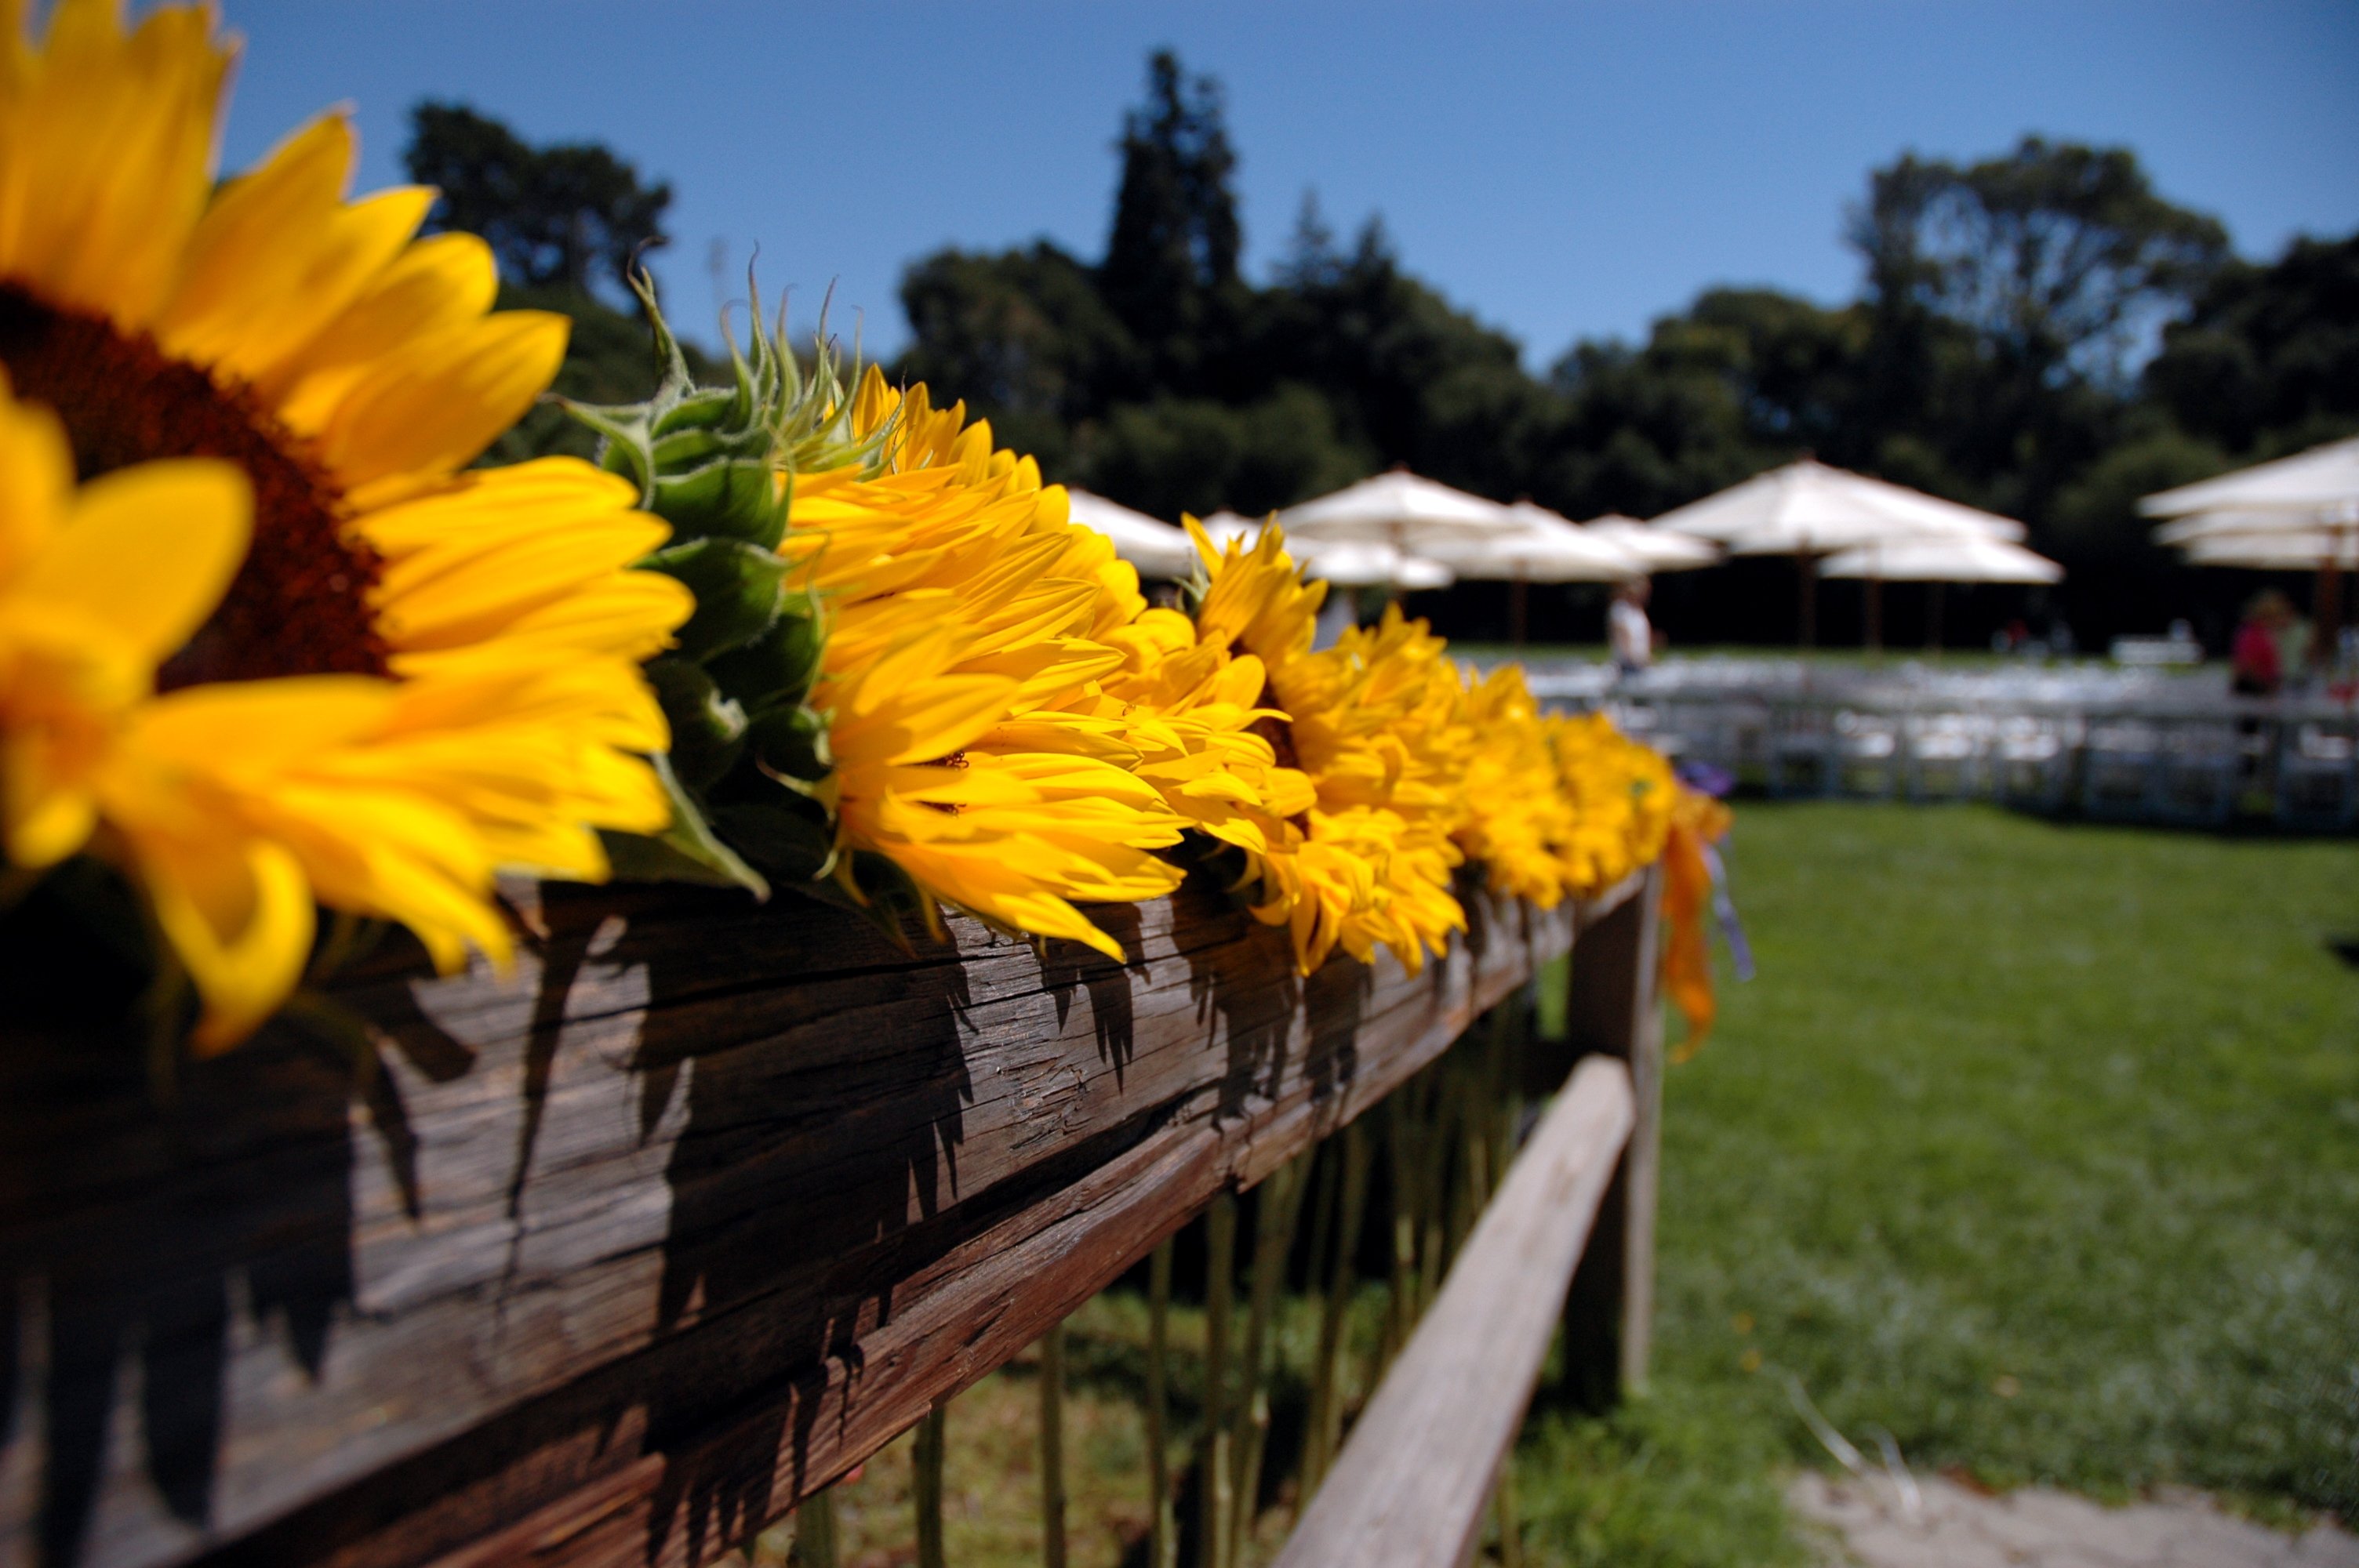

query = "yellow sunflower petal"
[
  {"left": 19, "top": 456, "right": 249, "bottom": 660},
  {"left": 0, "top": 374, "right": 71, "bottom": 580},
  {"left": 0, "top": 0, "right": 230, "bottom": 328},
  {"left": 267, "top": 230, "right": 500, "bottom": 419},
  {"left": 316, "top": 310, "right": 571, "bottom": 501},
  {"left": 135, "top": 828, "right": 315, "bottom": 1057},
  {"left": 154, "top": 114, "right": 437, "bottom": 387}
]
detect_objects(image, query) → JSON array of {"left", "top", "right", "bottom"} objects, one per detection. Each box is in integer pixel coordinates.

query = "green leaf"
[
  {"left": 644, "top": 537, "right": 790, "bottom": 662},
  {"left": 747, "top": 702, "right": 832, "bottom": 786},
  {"left": 649, "top": 383, "right": 743, "bottom": 437},
  {"left": 652, "top": 456, "right": 788, "bottom": 549},
  {"left": 601, "top": 753, "right": 770, "bottom": 898},
  {"left": 644, "top": 657, "right": 748, "bottom": 790},
  {"left": 563, "top": 400, "right": 655, "bottom": 495},
  {"left": 707, "top": 597, "right": 827, "bottom": 713},
  {"left": 708, "top": 794, "right": 838, "bottom": 884}
]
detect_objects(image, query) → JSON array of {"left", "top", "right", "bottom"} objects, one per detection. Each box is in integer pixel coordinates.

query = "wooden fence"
[{"left": 0, "top": 861, "right": 1661, "bottom": 1568}]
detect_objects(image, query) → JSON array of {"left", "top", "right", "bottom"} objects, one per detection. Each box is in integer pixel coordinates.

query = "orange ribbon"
[{"left": 1660, "top": 787, "right": 1731, "bottom": 1062}]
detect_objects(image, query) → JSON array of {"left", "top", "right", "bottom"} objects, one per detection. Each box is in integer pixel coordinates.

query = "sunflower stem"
[
  {"left": 1307, "top": 1120, "right": 1372, "bottom": 1496},
  {"left": 1039, "top": 1322, "right": 1067, "bottom": 1568},
  {"left": 794, "top": 1490, "right": 836, "bottom": 1568},
  {"left": 1294, "top": 1144, "right": 1339, "bottom": 1487},
  {"left": 1201, "top": 1192, "right": 1237, "bottom": 1568},
  {"left": 1418, "top": 1067, "right": 1457, "bottom": 1313},
  {"left": 1383, "top": 1097, "right": 1415, "bottom": 1367},
  {"left": 1230, "top": 1156, "right": 1310, "bottom": 1566},
  {"left": 914, "top": 1407, "right": 947, "bottom": 1568},
  {"left": 142, "top": 943, "right": 191, "bottom": 1105},
  {"left": 1494, "top": 1459, "right": 1525, "bottom": 1568},
  {"left": 1146, "top": 1236, "right": 1176, "bottom": 1568}
]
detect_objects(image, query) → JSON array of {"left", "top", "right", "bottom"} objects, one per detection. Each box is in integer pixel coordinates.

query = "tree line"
[{"left": 407, "top": 60, "right": 2357, "bottom": 647}]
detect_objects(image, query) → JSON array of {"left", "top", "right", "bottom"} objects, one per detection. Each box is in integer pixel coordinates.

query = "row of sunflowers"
[{"left": 0, "top": 0, "right": 1727, "bottom": 1057}]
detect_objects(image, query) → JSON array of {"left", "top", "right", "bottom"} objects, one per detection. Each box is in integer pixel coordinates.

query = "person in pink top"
[{"left": 2230, "top": 590, "right": 2292, "bottom": 697}]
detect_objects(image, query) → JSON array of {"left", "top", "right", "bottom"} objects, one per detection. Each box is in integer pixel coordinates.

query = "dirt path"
[{"left": 1790, "top": 1472, "right": 2359, "bottom": 1568}]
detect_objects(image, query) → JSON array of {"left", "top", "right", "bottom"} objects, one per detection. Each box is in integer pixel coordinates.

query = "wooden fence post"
[
  {"left": 1267, "top": 1058, "right": 1635, "bottom": 1568},
  {"left": 1558, "top": 863, "right": 1663, "bottom": 1406}
]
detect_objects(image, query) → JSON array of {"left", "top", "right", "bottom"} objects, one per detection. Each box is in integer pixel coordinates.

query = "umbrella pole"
[
  {"left": 2314, "top": 551, "right": 2345, "bottom": 670},
  {"left": 1864, "top": 575, "right": 1883, "bottom": 655},
  {"left": 1510, "top": 575, "right": 1528, "bottom": 648},
  {"left": 1925, "top": 583, "right": 1943, "bottom": 655},
  {"left": 1797, "top": 551, "right": 1817, "bottom": 649}
]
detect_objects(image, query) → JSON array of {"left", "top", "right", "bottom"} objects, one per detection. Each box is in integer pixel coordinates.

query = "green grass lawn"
[{"left": 1513, "top": 802, "right": 2359, "bottom": 1565}]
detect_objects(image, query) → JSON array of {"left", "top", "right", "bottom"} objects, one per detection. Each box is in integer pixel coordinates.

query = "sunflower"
[
  {"left": 776, "top": 372, "right": 1194, "bottom": 960},
  {"left": 1547, "top": 709, "right": 1677, "bottom": 895},
  {"left": 1454, "top": 662, "right": 1583, "bottom": 908},
  {"left": 1181, "top": 519, "right": 1469, "bottom": 976},
  {"left": 0, "top": 0, "right": 690, "bottom": 1047}
]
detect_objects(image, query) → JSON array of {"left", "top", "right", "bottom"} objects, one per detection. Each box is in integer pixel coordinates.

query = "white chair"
[
  {"left": 1833, "top": 710, "right": 1903, "bottom": 800},
  {"left": 2081, "top": 717, "right": 2164, "bottom": 821},
  {"left": 2277, "top": 717, "right": 2358, "bottom": 831},
  {"left": 1904, "top": 712, "right": 1990, "bottom": 802},
  {"left": 2150, "top": 718, "right": 2242, "bottom": 826},
  {"left": 1767, "top": 702, "right": 1837, "bottom": 798},
  {"left": 1994, "top": 715, "right": 2071, "bottom": 812}
]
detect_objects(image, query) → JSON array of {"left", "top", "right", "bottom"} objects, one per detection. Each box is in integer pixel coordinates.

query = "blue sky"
[{"left": 215, "top": 1, "right": 2359, "bottom": 368}]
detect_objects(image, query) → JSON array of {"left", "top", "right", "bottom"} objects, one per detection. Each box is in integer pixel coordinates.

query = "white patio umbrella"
[
  {"left": 1278, "top": 467, "right": 1517, "bottom": 546},
  {"left": 1063, "top": 488, "right": 1197, "bottom": 579},
  {"left": 1579, "top": 514, "right": 1723, "bottom": 573},
  {"left": 1416, "top": 501, "right": 1641, "bottom": 646},
  {"left": 1654, "top": 459, "right": 2023, "bottom": 551},
  {"left": 1820, "top": 532, "right": 2064, "bottom": 651},
  {"left": 2140, "top": 437, "right": 2359, "bottom": 652},
  {"left": 2151, "top": 507, "right": 2299, "bottom": 547},
  {"left": 1178, "top": 509, "right": 1450, "bottom": 589},
  {"left": 1819, "top": 532, "right": 2063, "bottom": 583},
  {"left": 2179, "top": 528, "right": 2359, "bottom": 572},
  {"left": 2139, "top": 436, "right": 2359, "bottom": 519},
  {"left": 1653, "top": 458, "right": 2026, "bottom": 645},
  {"left": 1294, "top": 539, "right": 1453, "bottom": 590},
  {"left": 1195, "top": 508, "right": 1263, "bottom": 548}
]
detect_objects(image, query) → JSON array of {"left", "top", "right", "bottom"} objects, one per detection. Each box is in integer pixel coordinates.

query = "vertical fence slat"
[
  {"left": 1558, "top": 862, "right": 1665, "bottom": 1404},
  {"left": 1268, "top": 1057, "right": 1637, "bottom": 1568}
]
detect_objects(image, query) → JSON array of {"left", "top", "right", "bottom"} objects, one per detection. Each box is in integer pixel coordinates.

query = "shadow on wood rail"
[{"left": 0, "top": 862, "right": 1653, "bottom": 1568}]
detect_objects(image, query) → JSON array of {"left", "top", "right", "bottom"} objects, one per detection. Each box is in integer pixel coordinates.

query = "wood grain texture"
[
  {"left": 1558, "top": 866, "right": 1664, "bottom": 1406},
  {"left": 0, "top": 866, "right": 1641, "bottom": 1568},
  {"left": 1268, "top": 1056, "right": 1636, "bottom": 1568}
]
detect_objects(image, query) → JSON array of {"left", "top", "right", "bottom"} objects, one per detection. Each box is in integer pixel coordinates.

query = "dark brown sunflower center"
[{"left": 0, "top": 284, "right": 388, "bottom": 689}]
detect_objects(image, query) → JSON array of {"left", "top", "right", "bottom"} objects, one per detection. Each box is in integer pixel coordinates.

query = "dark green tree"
[
  {"left": 1081, "top": 383, "right": 1368, "bottom": 520},
  {"left": 1099, "top": 49, "right": 1245, "bottom": 387},
  {"left": 896, "top": 241, "right": 1139, "bottom": 472},
  {"left": 2144, "top": 230, "right": 2359, "bottom": 457},
  {"left": 1841, "top": 138, "right": 2231, "bottom": 528},
  {"left": 405, "top": 101, "right": 673, "bottom": 301},
  {"left": 402, "top": 103, "right": 703, "bottom": 463},
  {"left": 1248, "top": 214, "right": 1551, "bottom": 500},
  {"left": 1851, "top": 137, "right": 2229, "bottom": 391}
]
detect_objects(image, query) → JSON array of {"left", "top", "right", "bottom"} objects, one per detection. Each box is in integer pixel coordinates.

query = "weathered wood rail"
[
  {"left": 0, "top": 862, "right": 1652, "bottom": 1568},
  {"left": 1273, "top": 1055, "right": 1635, "bottom": 1568}
]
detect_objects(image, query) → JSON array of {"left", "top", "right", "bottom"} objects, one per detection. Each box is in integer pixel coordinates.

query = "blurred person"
[
  {"left": 1610, "top": 575, "right": 1656, "bottom": 677},
  {"left": 2274, "top": 603, "right": 2314, "bottom": 681},
  {"left": 2230, "top": 590, "right": 2292, "bottom": 697}
]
